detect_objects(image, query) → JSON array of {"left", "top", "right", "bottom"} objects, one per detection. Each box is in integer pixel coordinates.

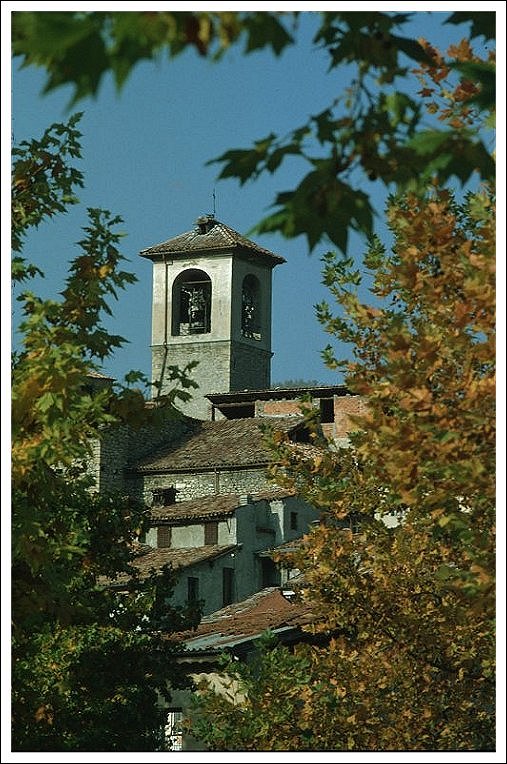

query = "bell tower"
[{"left": 140, "top": 215, "right": 285, "bottom": 419}]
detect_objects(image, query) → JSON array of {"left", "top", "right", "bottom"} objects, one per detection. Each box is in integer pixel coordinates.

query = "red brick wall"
[
  {"left": 333, "top": 395, "right": 367, "bottom": 438},
  {"left": 255, "top": 395, "right": 368, "bottom": 439},
  {"left": 257, "top": 400, "right": 303, "bottom": 416}
]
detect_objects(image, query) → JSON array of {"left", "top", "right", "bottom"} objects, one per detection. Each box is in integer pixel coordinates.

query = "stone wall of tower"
[
  {"left": 149, "top": 253, "right": 277, "bottom": 418},
  {"left": 230, "top": 342, "right": 271, "bottom": 391},
  {"left": 150, "top": 253, "right": 235, "bottom": 419},
  {"left": 152, "top": 340, "right": 272, "bottom": 417},
  {"left": 150, "top": 256, "right": 234, "bottom": 350},
  {"left": 230, "top": 257, "right": 273, "bottom": 351},
  {"left": 152, "top": 341, "right": 232, "bottom": 420}
]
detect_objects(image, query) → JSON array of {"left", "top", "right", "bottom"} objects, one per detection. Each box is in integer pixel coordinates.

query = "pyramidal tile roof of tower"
[{"left": 139, "top": 215, "right": 285, "bottom": 264}]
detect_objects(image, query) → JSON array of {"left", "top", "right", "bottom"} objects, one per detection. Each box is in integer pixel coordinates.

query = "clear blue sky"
[{"left": 8, "top": 5, "right": 500, "bottom": 389}]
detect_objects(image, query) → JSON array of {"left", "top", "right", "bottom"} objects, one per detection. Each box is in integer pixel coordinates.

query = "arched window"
[
  {"left": 241, "top": 274, "right": 261, "bottom": 340},
  {"left": 172, "top": 269, "right": 211, "bottom": 336}
]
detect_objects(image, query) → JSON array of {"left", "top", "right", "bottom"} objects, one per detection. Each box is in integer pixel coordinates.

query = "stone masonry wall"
[
  {"left": 139, "top": 466, "right": 270, "bottom": 505},
  {"left": 89, "top": 409, "right": 191, "bottom": 495},
  {"left": 152, "top": 342, "right": 232, "bottom": 420},
  {"left": 230, "top": 343, "right": 271, "bottom": 391},
  {"left": 86, "top": 439, "right": 103, "bottom": 492}
]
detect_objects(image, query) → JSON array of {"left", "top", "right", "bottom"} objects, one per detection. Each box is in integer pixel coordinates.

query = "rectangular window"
[
  {"left": 187, "top": 576, "right": 199, "bottom": 602},
  {"left": 261, "top": 557, "right": 279, "bottom": 588},
  {"left": 152, "top": 487, "right": 177, "bottom": 506},
  {"left": 221, "top": 403, "right": 255, "bottom": 419},
  {"left": 290, "top": 512, "right": 298, "bottom": 531},
  {"left": 204, "top": 521, "right": 218, "bottom": 545},
  {"left": 157, "top": 526, "right": 172, "bottom": 548},
  {"left": 319, "top": 397, "right": 334, "bottom": 423},
  {"left": 165, "top": 710, "right": 183, "bottom": 751},
  {"left": 222, "top": 567, "right": 234, "bottom": 607}
]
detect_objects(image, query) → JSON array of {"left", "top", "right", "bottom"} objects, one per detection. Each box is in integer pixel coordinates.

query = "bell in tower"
[{"left": 140, "top": 216, "right": 285, "bottom": 419}]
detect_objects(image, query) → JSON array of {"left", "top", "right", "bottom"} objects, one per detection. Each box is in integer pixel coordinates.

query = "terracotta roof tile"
[
  {"left": 107, "top": 544, "right": 237, "bottom": 584},
  {"left": 249, "top": 487, "right": 296, "bottom": 502},
  {"left": 177, "top": 587, "right": 314, "bottom": 653},
  {"left": 150, "top": 489, "right": 297, "bottom": 523},
  {"left": 134, "top": 416, "right": 304, "bottom": 472},
  {"left": 139, "top": 217, "right": 285, "bottom": 265},
  {"left": 151, "top": 494, "right": 239, "bottom": 523}
]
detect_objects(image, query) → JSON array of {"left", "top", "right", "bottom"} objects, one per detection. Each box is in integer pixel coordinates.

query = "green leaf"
[
  {"left": 242, "top": 14, "right": 294, "bottom": 55},
  {"left": 445, "top": 12, "right": 496, "bottom": 40},
  {"left": 450, "top": 61, "right": 496, "bottom": 111},
  {"left": 442, "top": 140, "right": 495, "bottom": 184},
  {"left": 265, "top": 144, "right": 300, "bottom": 173},
  {"left": 407, "top": 130, "right": 451, "bottom": 156},
  {"left": 313, "top": 109, "right": 336, "bottom": 144},
  {"left": 390, "top": 34, "right": 435, "bottom": 65},
  {"left": 211, "top": 148, "right": 264, "bottom": 184}
]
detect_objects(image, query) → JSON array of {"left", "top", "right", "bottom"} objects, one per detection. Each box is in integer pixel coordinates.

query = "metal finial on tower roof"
[{"left": 212, "top": 187, "right": 216, "bottom": 218}]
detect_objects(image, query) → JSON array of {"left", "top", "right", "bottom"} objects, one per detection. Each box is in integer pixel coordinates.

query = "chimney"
[{"left": 196, "top": 214, "right": 215, "bottom": 234}]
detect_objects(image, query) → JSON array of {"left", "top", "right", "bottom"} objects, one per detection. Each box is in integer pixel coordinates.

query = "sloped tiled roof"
[
  {"left": 257, "top": 535, "right": 305, "bottom": 558},
  {"left": 249, "top": 487, "right": 296, "bottom": 502},
  {"left": 134, "top": 416, "right": 304, "bottom": 472},
  {"left": 151, "top": 494, "right": 239, "bottom": 523},
  {"left": 177, "top": 586, "right": 314, "bottom": 654},
  {"left": 139, "top": 216, "right": 285, "bottom": 265},
  {"left": 150, "top": 488, "right": 297, "bottom": 523},
  {"left": 107, "top": 544, "right": 238, "bottom": 584}
]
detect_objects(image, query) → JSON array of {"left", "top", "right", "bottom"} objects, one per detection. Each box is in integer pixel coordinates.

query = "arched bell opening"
[
  {"left": 241, "top": 274, "right": 261, "bottom": 340},
  {"left": 172, "top": 269, "right": 212, "bottom": 336}
]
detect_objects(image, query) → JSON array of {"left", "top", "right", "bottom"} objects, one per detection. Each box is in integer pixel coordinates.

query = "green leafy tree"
[
  {"left": 188, "top": 37, "right": 495, "bottom": 752},
  {"left": 188, "top": 634, "right": 319, "bottom": 751},
  {"left": 187, "top": 46, "right": 495, "bottom": 751},
  {"left": 11, "top": 118, "right": 198, "bottom": 751},
  {"left": 189, "top": 183, "right": 496, "bottom": 755},
  {"left": 12, "top": 10, "right": 495, "bottom": 252}
]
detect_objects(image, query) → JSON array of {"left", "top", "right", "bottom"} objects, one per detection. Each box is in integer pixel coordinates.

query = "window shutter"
[
  {"left": 157, "top": 526, "right": 172, "bottom": 548},
  {"left": 204, "top": 521, "right": 218, "bottom": 545}
]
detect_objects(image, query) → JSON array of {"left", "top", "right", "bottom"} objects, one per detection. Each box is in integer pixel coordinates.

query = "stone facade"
[
  {"left": 230, "top": 343, "right": 271, "bottom": 392},
  {"left": 87, "top": 411, "right": 190, "bottom": 494}
]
